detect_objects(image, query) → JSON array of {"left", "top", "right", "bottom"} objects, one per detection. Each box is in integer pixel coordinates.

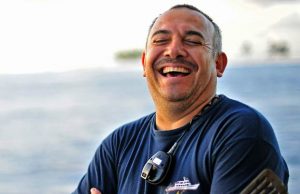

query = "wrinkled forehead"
[{"left": 150, "top": 8, "right": 214, "bottom": 38}]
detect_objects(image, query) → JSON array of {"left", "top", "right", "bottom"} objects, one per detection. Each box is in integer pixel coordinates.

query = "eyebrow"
[
  {"left": 151, "top": 29, "right": 171, "bottom": 38},
  {"left": 185, "top": 30, "right": 205, "bottom": 40}
]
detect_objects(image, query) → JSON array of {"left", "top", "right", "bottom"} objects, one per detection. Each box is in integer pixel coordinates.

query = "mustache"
[{"left": 154, "top": 58, "right": 196, "bottom": 69}]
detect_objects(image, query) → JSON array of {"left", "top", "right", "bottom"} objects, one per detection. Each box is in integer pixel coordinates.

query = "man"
[{"left": 73, "top": 4, "right": 289, "bottom": 194}]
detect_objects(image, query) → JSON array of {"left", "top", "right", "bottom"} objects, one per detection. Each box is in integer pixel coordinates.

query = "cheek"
[
  {"left": 143, "top": 52, "right": 156, "bottom": 76},
  {"left": 195, "top": 52, "right": 214, "bottom": 67},
  {"left": 145, "top": 47, "right": 164, "bottom": 63},
  {"left": 194, "top": 56, "right": 215, "bottom": 79}
]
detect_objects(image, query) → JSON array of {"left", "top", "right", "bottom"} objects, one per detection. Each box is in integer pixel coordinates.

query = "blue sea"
[{"left": 0, "top": 63, "right": 299, "bottom": 193}]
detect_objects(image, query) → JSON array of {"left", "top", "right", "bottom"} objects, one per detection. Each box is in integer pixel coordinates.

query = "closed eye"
[
  {"left": 185, "top": 39, "right": 205, "bottom": 46},
  {"left": 152, "top": 39, "right": 169, "bottom": 45}
]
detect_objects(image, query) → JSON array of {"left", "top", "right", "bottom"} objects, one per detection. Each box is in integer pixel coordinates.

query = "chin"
[{"left": 163, "top": 93, "right": 191, "bottom": 102}]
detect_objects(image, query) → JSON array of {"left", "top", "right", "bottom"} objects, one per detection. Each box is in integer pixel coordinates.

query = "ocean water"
[{"left": 0, "top": 63, "right": 299, "bottom": 193}]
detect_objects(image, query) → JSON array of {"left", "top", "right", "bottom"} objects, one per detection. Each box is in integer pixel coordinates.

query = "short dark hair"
[{"left": 146, "top": 4, "right": 222, "bottom": 58}]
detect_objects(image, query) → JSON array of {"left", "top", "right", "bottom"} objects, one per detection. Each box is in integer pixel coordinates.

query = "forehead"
[{"left": 150, "top": 8, "right": 214, "bottom": 37}]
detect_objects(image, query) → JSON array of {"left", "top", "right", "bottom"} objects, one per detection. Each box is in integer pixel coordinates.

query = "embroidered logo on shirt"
[{"left": 165, "top": 177, "right": 200, "bottom": 193}]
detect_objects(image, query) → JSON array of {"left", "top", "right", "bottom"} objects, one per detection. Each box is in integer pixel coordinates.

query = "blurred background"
[{"left": 0, "top": 0, "right": 299, "bottom": 193}]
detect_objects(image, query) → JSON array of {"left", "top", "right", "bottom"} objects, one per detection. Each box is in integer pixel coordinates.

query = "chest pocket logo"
[{"left": 165, "top": 177, "right": 200, "bottom": 193}]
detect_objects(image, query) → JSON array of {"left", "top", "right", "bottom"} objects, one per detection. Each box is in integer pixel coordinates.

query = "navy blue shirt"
[{"left": 73, "top": 95, "right": 289, "bottom": 194}]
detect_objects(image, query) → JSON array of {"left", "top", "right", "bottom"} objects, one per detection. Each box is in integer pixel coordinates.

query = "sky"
[{"left": 0, "top": 0, "right": 300, "bottom": 74}]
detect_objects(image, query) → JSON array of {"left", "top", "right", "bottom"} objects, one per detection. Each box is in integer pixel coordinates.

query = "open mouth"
[{"left": 160, "top": 66, "right": 191, "bottom": 77}]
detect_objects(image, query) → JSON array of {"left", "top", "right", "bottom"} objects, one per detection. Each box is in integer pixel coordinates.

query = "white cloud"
[
  {"left": 272, "top": 13, "right": 300, "bottom": 30},
  {"left": 249, "top": 0, "right": 300, "bottom": 6},
  {"left": 266, "top": 13, "right": 300, "bottom": 57}
]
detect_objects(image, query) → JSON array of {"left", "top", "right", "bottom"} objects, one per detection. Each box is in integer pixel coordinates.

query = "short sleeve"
[
  {"left": 72, "top": 135, "right": 118, "bottom": 194},
  {"left": 210, "top": 109, "right": 288, "bottom": 193}
]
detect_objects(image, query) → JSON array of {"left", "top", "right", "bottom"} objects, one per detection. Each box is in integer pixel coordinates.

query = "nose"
[{"left": 164, "top": 38, "right": 187, "bottom": 58}]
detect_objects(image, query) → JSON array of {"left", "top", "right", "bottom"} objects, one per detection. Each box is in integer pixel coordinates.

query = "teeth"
[{"left": 162, "top": 67, "right": 189, "bottom": 74}]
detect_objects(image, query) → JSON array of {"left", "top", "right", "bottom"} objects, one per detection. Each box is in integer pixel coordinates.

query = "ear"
[
  {"left": 215, "top": 52, "right": 227, "bottom": 77},
  {"left": 141, "top": 51, "right": 146, "bottom": 77}
]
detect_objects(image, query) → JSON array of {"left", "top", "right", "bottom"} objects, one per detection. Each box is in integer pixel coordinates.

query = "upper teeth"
[{"left": 162, "top": 67, "right": 189, "bottom": 74}]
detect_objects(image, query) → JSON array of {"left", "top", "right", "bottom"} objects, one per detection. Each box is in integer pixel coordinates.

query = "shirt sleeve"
[
  {"left": 210, "top": 110, "right": 289, "bottom": 193},
  {"left": 72, "top": 134, "right": 118, "bottom": 194}
]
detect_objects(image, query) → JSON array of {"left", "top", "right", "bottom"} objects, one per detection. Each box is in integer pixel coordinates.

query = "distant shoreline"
[{"left": 230, "top": 57, "right": 300, "bottom": 67}]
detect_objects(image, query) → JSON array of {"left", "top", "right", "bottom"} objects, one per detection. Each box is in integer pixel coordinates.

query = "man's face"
[{"left": 142, "top": 8, "right": 218, "bottom": 106}]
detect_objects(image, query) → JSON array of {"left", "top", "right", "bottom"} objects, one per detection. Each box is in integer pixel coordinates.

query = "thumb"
[{"left": 90, "top": 188, "right": 101, "bottom": 194}]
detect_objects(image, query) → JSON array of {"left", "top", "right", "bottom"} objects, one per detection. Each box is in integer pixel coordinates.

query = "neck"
[{"left": 155, "top": 93, "right": 217, "bottom": 130}]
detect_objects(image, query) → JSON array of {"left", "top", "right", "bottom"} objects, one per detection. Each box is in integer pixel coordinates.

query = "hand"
[{"left": 90, "top": 188, "right": 101, "bottom": 194}]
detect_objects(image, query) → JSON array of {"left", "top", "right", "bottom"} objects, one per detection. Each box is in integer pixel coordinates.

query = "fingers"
[{"left": 90, "top": 188, "right": 101, "bottom": 194}]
